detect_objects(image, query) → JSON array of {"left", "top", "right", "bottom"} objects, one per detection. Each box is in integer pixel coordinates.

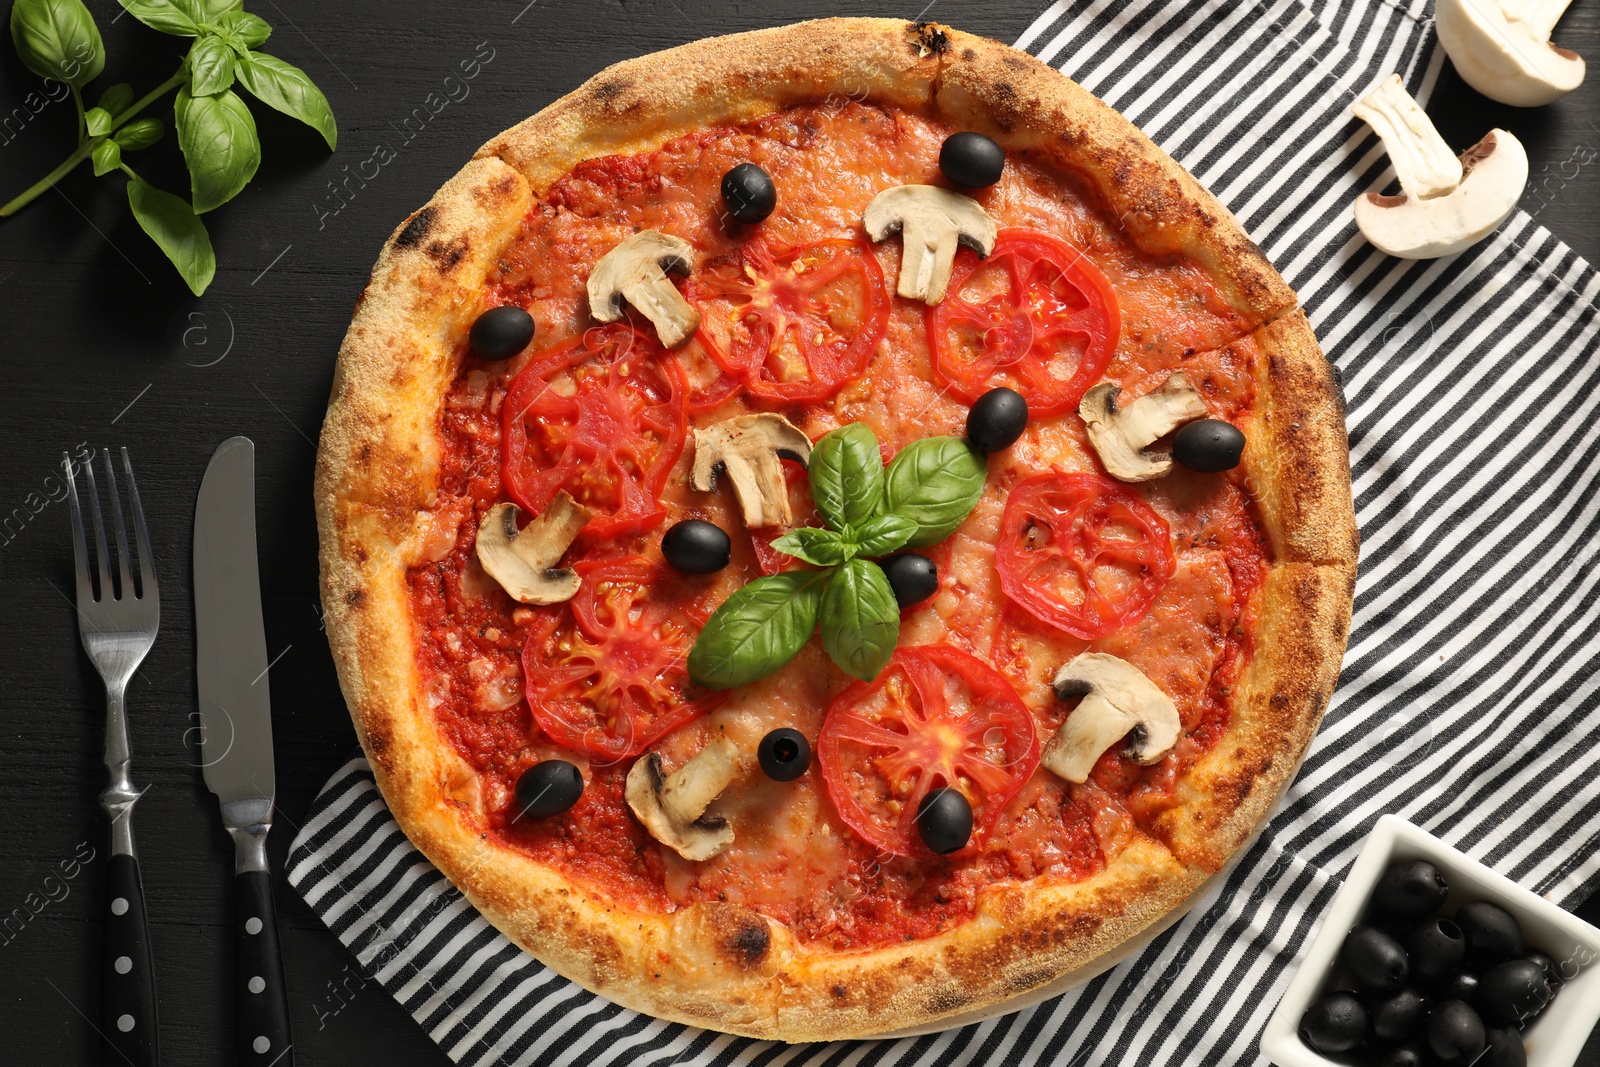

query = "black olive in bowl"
[
  {"left": 1342, "top": 925, "right": 1410, "bottom": 994},
  {"left": 1298, "top": 991, "right": 1368, "bottom": 1054}
]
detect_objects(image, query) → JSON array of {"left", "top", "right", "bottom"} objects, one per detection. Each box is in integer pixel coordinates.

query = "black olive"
[
  {"left": 1172, "top": 419, "right": 1246, "bottom": 473},
  {"left": 1375, "top": 1043, "right": 1428, "bottom": 1067},
  {"left": 1436, "top": 969, "right": 1480, "bottom": 1002},
  {"left": 939, "top": 132, "right": 1005, "bottom": 188},
  {"left": 1475, "top": 959, "right": 1552, "bottom": 1026},
  {"left": 514, "top": 760, "right": 583, "bottom": 818},
  {"left": 1427, "top": 999, "right": 1486, "bottom": 1062},
  {"left": 720, "top": 163, "right": 777, "bottom": 224},
  {"left": 1373, "top": 860, "right": 1450, "bottom": 922},
  {"left": 469, "top": 305, "right": 536, "bottom": 360},
  {"left": 1522, "top": 949, "right": 1564, "bottom": 992},
  {"left": 965, "top": 387, "right": 1028, "bottom": 453},
  {"left": 880, "top": 553, "right": 938, "bottom": 608},
  {"left": 1371, "top": 987, "right": 1427, "bottom": 1042},
  {"left": 917, "top": 787, "right": 972, "bottom": 854},
  {"left": 1406, "top": 917, "right": 1466, "bottom": 982},
  {"left": 1341, "top": 925, "right": 1410, "bottom": 994},
  {"left": 757, "top": 727, "right": 811, "bottom": 782},
  {"left": 661, "top": 519, "right": 731, "bottom": 574},
  {"left": 1297, "top": 991, "right": 1368, "bottom": 1054},
  {"left": 1457, "top": 901, "right": 1524, "bottom": 966},
  {"left": 1480, "top": 1026, "right": 1528, "bottom": 1067}
]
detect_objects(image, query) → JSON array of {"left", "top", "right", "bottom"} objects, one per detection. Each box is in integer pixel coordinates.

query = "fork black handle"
[
  {"left": 236, "top": 870, "right": 293, "bottom": 1066},
  {"left": 103, "top": 853, "right": 159, "bottom": 1066}
]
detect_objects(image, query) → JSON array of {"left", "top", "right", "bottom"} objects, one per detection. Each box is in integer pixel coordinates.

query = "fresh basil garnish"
[
  {"left": 688, "top": 570, "right": 828, "bottom": 690},
  {"left": 808, "top": 422, "right": 884, "bottom": 531},
  {"left": 819, "top": 558, "right": 900, "bottom": 682},
  {"left": 9, "top": 0, "right": 105, "bottom": 87},
  {"left": 847, "top": 513, "right": 917, "bottom": 557},
  {"left": 770, "top": 526, "right": 854, "bottom": 567},
  {"left": 883, "top": 436, "right": 988, "bottom": 548}
]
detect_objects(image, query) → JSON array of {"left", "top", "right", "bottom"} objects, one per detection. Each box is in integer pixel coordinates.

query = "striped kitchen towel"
[{"left": 288, "top": 1, "right": 1600, "bottom": 1063}]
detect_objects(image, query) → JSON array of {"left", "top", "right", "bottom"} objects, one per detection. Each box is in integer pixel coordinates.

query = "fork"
[{"left": 66, "top": 447, "right": 160, "bottom": 1067}]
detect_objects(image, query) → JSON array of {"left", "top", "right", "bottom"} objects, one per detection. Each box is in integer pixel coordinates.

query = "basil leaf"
[
  {"left": 689, "top": 570, "right": 828, "bottom": 689},
  {"left": 175, "top": 85, "right": 259, "bottom": 212},
  {"left": 84, "top": 105, "right": 111, "bottom": 135},
  {"left": 882, "top": 435, "right": 988, "bottom": 548},
  {"left": 115, "top": 0, "right": 200, "bottom": 36},
  {"left": 809, "top": 424, "right": 884, "bottom": 531},
  {"left": 10, "top": 0, "right": 104, "bottom": 87},
  {"left": 113, "top": 117, "right": 164, "bottom": 151},
  {"left": 849, "top": 513, "right": 918, "bottom": 558},
  {"left": 236, "top": 51, "right": 337, "bottom": 150},
  {"left": 98, "top": 82, "right": 135, "bottom": 115},
  {"left": 771, "top": 527, "right": 854, "bottom": 567},
  {"left": 819, "top": 558, "right": 900, "bottom": 682},
  {"left": 177, "top": 0, "right": 240, "bottom": 21},
  {"left": 188, "top": 34, "right": 236, "bottom": 95},
  {"left": 215, "top": 9, "right": 268, "bottom": 48},
  {"left": 126, "top": 177, "right": 215, "bottom": 295},
  {"left": 90, "top": 137, "right": 120, "bottom": 176}
]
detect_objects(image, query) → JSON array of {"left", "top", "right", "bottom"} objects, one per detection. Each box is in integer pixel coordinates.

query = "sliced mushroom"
[
  {"left": 586, "top": 230, "right": 701, "bottom": 348},
  {"left": 1080, "top": 372, "right": 1209, "bottom": 482},
  {"left": 690, "top": 413, "right": 812, "bottom": 528},
  {"left": 1042, "top": 653, "right": 1181, "bottom": 784},
  {"left": 1437, "top": 0, "right": 1584, "bottom": 107},
  {"left": 862, "top": 185, "right": 998, "bottom": 305},
  {"left": 1351, "top": 75, "right": 1528, "bottom": 260},
  {"left": 474, "top": 492, "right": 591, "bottom": 605},
  {"left": 626, "top": 736, "right": 742, "bottom": 861}
]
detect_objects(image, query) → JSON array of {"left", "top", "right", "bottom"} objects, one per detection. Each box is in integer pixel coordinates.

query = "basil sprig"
[
  {"left": 690, "top": 424, "right": 987, "bottom": 688},
  {"left": 3, "top": 0, "right": 337, "bottom": 294}
]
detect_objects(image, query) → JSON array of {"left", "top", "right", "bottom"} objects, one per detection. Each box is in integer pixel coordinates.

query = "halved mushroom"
[
  {"left": 626, "top": 736, "right": 742, "bottom": 861},
  {"left": 586, "top": 230, "right": 701, "bottom": 348},
  {"left": 1042, "top": 653, "right": 1181, "bottom": 784},
  {"left": 862, "top": 185, "right": 998, "bottom": 305},
  {"left": 1437, "top": 0, "right": 1584, "bottom": 107},
  {"left": 1080, "top": 372, "right": 1208, "bottom": 482},
  {"left": 1351, "top": 74, "right": 1528, "bottom": 260},
  {"left": 474, "top": 492, "right": 591, "bottom": 605},
  {"left": 691, "top": 413, "right": 812, "bottom": 528}
]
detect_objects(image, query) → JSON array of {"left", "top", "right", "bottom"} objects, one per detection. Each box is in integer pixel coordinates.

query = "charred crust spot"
[
  {"left": 346, "top": 588, "right": 367, "bottom": 607},
  {"left": 830, "top": 983, "right": 849, "bottom": 1000},
  {"left": 591, "top": 77, "right": 632, "bottom": 108},
  {"left": 395, "top": 206, "right": 437, "bottom": 250},
  {"left": 426, "top": 238, "right": 468, "bottom": 272},
  {"left": 724, "top": 917, "right": 770, "bottom": 968},
  {"left": 1002, "top": 54, "right": 1030, "bottom": 72},
  {"left": 922, "top": 985, "right": 969, "bottom": 1013},
  {"left": 962, "top": 47, "right": 976, "bottom": 60},
  {"left": 910, "top": 22, "right": 949, "bottom": 57}
]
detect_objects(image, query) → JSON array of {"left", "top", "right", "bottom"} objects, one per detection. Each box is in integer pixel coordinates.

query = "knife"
[{"left": 194, "top": 436, "right": 293, "bottom": 1066}]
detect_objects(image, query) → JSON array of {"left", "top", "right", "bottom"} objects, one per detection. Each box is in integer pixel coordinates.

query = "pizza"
[{"left": 315, "top": 18, "right": 1357, "bottom": 1041}]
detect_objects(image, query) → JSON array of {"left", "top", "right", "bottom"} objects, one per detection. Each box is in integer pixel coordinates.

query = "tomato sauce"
[{"left": 407, "top": 100, "right": 1271, "bottom": 949}]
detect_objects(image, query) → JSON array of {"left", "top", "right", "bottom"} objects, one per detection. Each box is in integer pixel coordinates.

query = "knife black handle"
[
  {"left": 103, "top": 853, "right": 159, "bottom": 1066},
  {"left": 235, "top": 870, "right": 293, "bottom": 1066}
]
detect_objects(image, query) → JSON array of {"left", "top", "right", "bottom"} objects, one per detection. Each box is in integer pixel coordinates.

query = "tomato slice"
[
  {"left": 688, "top": 237, "right": 890, "bottom": 403},
  {"left": 502, "top": 324, "right": 687, "bottom": 539},
  {"left": 996, "top": 472, "right": 1175, "bottom": 639},
  {"left": 818, "top": 645, "right": 1038, "bottom": 858},
  {"left": 522, "top": 557, "right": 724, "bottom": 761},
  {"left": 927, "top": 228, "right": 1119, "bottom": 417}
]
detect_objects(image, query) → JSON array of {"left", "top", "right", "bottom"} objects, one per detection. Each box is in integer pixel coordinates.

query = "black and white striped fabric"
[{"left": 288, "top": 2, "right": 1600, "bottom": 1062}]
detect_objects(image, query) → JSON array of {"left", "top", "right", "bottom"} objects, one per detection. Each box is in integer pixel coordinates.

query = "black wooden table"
[{"left": 2, "top": 2, "right": 1596, "bottom": 1064}]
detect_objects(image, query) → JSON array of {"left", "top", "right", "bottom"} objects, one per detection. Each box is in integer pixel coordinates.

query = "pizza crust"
[{"left": 316, "top": 17, "right": 1357, "bottom": 1042}]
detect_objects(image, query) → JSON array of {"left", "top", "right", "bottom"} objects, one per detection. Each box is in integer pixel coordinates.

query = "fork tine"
[
  {"left": 121, "top": 448, "right": 156, "bottom": 598},
  {"left": 82, "top": 450, "right": 112, "bottom": 602},
  {"left": 64, "top": 453, "right": 94, "bottom": 605},
  {"left": 103, "top": 449, "right": 132, "bottom": 601}
]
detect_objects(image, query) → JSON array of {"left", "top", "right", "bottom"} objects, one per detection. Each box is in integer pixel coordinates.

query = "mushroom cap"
[
  {"left": 690, "top": 413, "right": 813, "bottom": 528},
  {"left": 586, "top": 230, "right": 702, "bottom": 347},
  {"left": 1353, "top": 129, "right": 1528, "bottom": 259},
  {"left": 1080, "top": 372, "right": 1208, "bottom": 482},
  {"left": 862, "top": 185, "right": 998, "bottom": 304},
  {"left": 474, "top": 493, "right": 591, "bottom": 605},
  {"left": 1043, "top": 653, "right": 1181, "bottom": 782},
  {"left": 625, "top": 737, "right": 741, "bottom": 862},
  {"left": 1436, "top": 0, "right": 1585, "bottom": 107}
]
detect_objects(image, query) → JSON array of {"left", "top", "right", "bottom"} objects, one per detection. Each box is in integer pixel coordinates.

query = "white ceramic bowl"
[{"left": 1260, "top": 814, "right": 1600, "bottom": 1067}]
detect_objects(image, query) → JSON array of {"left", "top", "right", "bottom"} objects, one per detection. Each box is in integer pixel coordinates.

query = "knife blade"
[{"left": 194, "top": 435, "right": 294, "bottom": 1066}]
